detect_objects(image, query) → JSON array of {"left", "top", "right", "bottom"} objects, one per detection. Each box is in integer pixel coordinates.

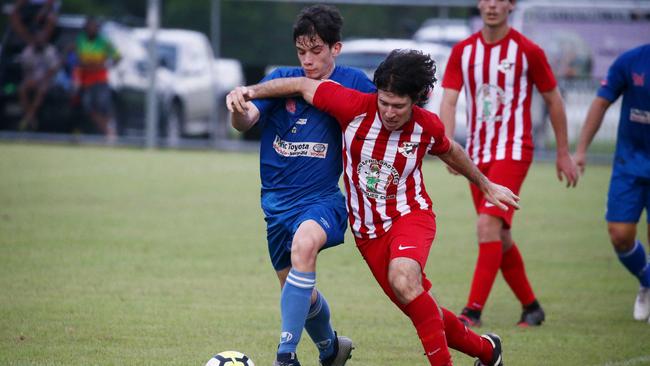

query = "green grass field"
[{"left": 1, "top": 143, "right": 648, "bottom": 366}]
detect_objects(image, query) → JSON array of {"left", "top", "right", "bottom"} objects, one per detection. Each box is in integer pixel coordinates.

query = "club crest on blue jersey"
[
  {"left": 286, "top": 99, "right": 297, "bottom": 114},
  {"left": 632, "top": 72, "right": 645, "bottom": 87}
]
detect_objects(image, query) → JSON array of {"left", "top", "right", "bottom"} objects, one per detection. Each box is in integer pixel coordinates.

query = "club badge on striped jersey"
[
  {"left": 357, "top": 159, "right": 400, "bottom": 200},
  {"left": 398, "top": 142, "right": 419, "bottom": 157},
  {"left": 477, "top": 84, "right": 505, "bottom": 123},
  {"left": 497, "top": 59, "right": 515, "bottom": 74}
]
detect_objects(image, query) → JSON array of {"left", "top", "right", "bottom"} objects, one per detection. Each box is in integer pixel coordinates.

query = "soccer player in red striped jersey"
[
  {"left": 229, "top": 49, "right": 518, "bottom": 366},
  {"left": 440, "top": 0, "right": 579, "bottom": 327}
]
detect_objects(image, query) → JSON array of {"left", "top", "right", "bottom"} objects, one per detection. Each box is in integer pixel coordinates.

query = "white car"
[
  {"left": 132, "top": 28, "right": 244, "bottom": 141},
  {"left": 338, "top": 38, "right": 468, "bottom": 144},
  {"left": 412, "top": 18, "right": 472, "bottom": 48}
]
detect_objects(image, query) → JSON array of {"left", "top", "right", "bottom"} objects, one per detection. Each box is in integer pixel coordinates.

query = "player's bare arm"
[
  {"left": 247, "top": 77, "right": 323, "bottom": 104},
  {"left": 226, "top": 86, "right": 261, "bottom": 132},
  {"left": 440, "top": 88, "right": 461, "bottom": 176},
  {"left": 541, "top": 87, "right": 579, "bottom": 188},
  {"left": 574, "top": 96, "right": 611, "bottom": 174},
  {"left": 439, "top": 140, "right": 520, "bottom": 211}
]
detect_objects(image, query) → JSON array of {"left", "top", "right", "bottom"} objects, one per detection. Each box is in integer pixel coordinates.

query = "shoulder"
[
  {"left": 266, "top": 66, "right": 304, "bottom": 80},
  {"left": 618, "top": 44, "right": 650, "bottom": 64},
  {"left": 333, "top": 65, "right": 367, "bottom": 78},
  {"left": 413, "top": 106, "right": 443, "bottom": 133},
  {"left": 452, "top": 32, "right": 479, "bottom": 52},
  {"left": 511, "top": 29, "right": 545, "bottom": 56},
  {"left": 331, "top": 65, "right": 375, "bottom": 91}
]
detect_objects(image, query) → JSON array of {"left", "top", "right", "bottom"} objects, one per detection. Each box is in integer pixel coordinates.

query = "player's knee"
[
  {"left": 388, "top": 266, "right": 423, "bottom": 305},
  {"left": 290, "top": 236, "right": 320, "bottom": 268},
  {"left": 607, "top": 223, "right": 636, "bottom": 252},
  {"left": 608, "top": 227, "right": 636, "bottom": 252},
  {"left": 477, "top": 215, "right": 503, "bottom": 241}
]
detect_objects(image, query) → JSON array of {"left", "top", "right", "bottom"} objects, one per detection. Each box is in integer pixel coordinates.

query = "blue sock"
[
  {"left": 617, "top": 240, "right": 650, "bottom": 288},
  {"left": 304, "top": 290, "right": 336, "bottom": 360},
  {"left": 278, "top": 269, "right": 315, "bottom": 355}
]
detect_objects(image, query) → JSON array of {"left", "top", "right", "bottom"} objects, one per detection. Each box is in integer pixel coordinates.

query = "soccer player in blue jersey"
[
  {"left": 574, "top": 43, "right": 650, "bottom": 324},
  {"left": 226, "top": 5, "right": 375, "bottom": 366}
]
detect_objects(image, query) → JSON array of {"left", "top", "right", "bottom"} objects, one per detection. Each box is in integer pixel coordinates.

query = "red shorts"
[
  {"left": 470, "top": 159, "right": 531, "bottom": 229},
  {"left": 354, "top": 210, "right": 436, "bottom": 310}
]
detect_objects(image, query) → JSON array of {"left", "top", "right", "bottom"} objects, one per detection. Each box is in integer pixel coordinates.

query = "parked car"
[
  {"left": 337, "top": 38, "right": 468, "bottom": 144},
  {"left": 0, "top": 12, "right": 156, "bottom": 135},
  {"left": 132, "top": 28, "right": 244, "bottom": 141},
  {"left": 412, "top": 18, "right": 471, "bottom": 47}
]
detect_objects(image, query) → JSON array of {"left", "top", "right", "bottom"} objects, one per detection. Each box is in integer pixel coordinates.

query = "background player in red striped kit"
[
  {"left": 228, "top": 49, "right": 518, "bottom": 366},
  {"left": 440, "top": 0, "right": 579, "bottom": 327}
]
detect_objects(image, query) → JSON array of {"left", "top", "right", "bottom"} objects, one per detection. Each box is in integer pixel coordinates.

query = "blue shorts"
[
  {"left": 606, "top": 168, "right": 650, "bottom": 223},
  {"left": 265, "top": 197, "right": 348, "bottom": 271}
]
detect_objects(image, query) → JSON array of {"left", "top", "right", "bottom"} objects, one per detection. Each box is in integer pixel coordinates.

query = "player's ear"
[{"left": 331, "top": 42, "right": 342, "bottom": 57}]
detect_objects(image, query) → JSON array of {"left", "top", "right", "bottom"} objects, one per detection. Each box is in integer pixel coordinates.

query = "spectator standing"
[{"left": 74, "top": 17, "right": 120, "bottom": 138}]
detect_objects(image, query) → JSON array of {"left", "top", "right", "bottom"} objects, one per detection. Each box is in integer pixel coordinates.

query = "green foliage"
[{"left": 0, "top": 143, "right": 646, "bottom": 365}]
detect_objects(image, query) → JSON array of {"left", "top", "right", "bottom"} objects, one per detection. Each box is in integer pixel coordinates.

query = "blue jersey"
[
  {"left": 597, "top": 44, "right": 650, "bottom": 178},
  {"left": 252, "top": 65, "right": 375, "bottom": 214}
]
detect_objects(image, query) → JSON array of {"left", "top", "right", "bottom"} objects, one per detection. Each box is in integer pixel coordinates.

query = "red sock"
[
  {"left": 501, "top": 244, "right": 536, "bottom": 306},
  {"left": 466, "top": 241, "right": 502, "bottom": 310},
  {"left": 405, "top": 292, "right": 452, "bottom": 366},
  {"left": 441, "top": 307, "right": 494, "bottom": 364}
]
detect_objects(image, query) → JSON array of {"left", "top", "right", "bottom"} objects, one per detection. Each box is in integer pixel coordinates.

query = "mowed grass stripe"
[{"left": 0, "top": 143, "right": 646, "bottom": 366}]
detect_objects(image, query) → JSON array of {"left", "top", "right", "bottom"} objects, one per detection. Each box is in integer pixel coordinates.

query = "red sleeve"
[
  {"left": 527, "top": 43, "right": 557, "bottom": 93},
  {"left": 416, "top": 109, "right": 451, "bottom": 155},
  {"left": 441, "top": 44, "right": 464, "bottom": 91},
  {"left": 312, "top": 81, "right": 370, "bottom": 128}
]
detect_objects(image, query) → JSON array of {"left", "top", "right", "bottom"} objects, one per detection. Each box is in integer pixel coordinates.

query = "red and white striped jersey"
[
  {"left": 313, "top": 82, "right": 451, "bottom": 239},
  {"left": 442, "top": 28, "right": 556, "bottom": 163}
]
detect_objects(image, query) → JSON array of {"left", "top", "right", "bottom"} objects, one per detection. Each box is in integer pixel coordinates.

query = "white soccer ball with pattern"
[{"left": 205, "top": 351, "right": 255, "bottom": 366}]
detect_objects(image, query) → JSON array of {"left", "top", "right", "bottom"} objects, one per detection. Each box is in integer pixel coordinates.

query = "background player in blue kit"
[
  {"left": 574, "top": 44, "right": 650, "bottom": 324},
  {"left": 226, "top": 5, "right": 375, "bottom": 366}
]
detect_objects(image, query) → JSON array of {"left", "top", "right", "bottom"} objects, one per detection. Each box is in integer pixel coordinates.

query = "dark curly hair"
[
  {"left": 293, "top": 4, "right": 343, "bottom": 47},
  {"left": 373, "top": 49, "right": 437, "bottom": 107}
]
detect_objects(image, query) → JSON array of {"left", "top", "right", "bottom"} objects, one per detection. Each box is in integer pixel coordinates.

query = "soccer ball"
[{"left": 205, "top": 351, "right": 255, "bottom": 366}]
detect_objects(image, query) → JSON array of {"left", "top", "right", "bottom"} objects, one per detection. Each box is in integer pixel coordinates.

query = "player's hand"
[
  {"left": 556, "top": 152, "right": 579, "bottom": 188},
  {"left": 483, "top": 183, "right": 520, "bottom": 211},
  {"left": 226, "top": 86, "right": 254, "bottom": 114},
  {"left": 446, "top": 165, "right": 460, "bottom": 175},
  {"left": 573, "top": 151, "right": 587, "bottom": 175}
]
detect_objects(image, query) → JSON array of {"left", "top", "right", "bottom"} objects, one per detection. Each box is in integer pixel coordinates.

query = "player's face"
[
  {"left": 377, "top": 90, "right": 414, "bottom": 131},
  {"left": 295, "top": 35, "right": 341, "bottom": 80},
  {"left": 478, "top": 0, "right": 513, "bottom": 28}
]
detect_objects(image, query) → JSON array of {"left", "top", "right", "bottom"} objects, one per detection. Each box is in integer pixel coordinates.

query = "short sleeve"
[
  {"left": 597, "top": 53, "right": 628, "bottom": 103},
  {"left": 419, "top": 110, "right": 451, "bottom": 155},
  {"left": 528, "top": 45, "right": 557, "bottom": 93},
  {"left": 441, "top": 44, "right": 464, "bottom": 91},
  {"left": 312, "top": 81, "right": 370, "bottom": 128}
]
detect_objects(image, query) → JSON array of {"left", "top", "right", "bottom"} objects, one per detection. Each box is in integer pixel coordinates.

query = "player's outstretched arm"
[
  {"left": 439, "top": 141, "right": 520, "bottom": 211},
  {"left": 574, "top": 96, "right": 611, "bottom": 174},
  {"left": 226, "top": 77, "right": 323, "bottom": 131},
  {"left": 541, "top": 87, "right": 579, "bottom": 188}
]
